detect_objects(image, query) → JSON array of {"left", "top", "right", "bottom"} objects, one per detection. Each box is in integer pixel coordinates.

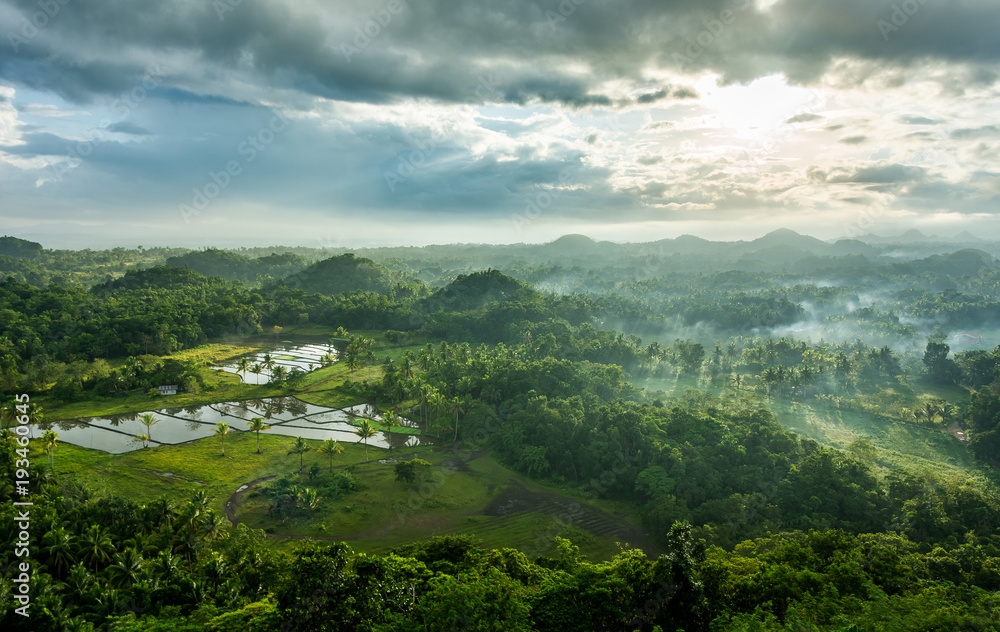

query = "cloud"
[
  {"left": 951, "top": 125, "right": 1000, "bottom": 140},
  {"left": 839, "top": 135, "right": 868, "bottom": 145},
  {"left": 899, "top": 115, "right": 941, "bottom": 125},
  {"left": 786, "top": 113, "right": 822, "bottom": 123}
]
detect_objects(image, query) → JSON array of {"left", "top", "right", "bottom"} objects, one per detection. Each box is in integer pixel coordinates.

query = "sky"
[{"left": 0, "top": 0, "right": 998, "bottom": 249}]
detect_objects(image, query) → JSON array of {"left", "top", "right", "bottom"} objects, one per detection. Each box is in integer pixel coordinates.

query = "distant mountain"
[
  {"left": 166, "top": 248, "right": 308, "bottom": 284},
  {"left": 279, "top": 253, "right": 403, "bottom": 296},
  {"left": 897, "top": 248, "right": 996, "bottom": 277},
  {"left": 545, "top": 234, "right": 601, "bottom": 254},
  {"left": 425, "top": 269, "right": 539, "bottom": 311},
  {"left": 747, "top": 229, "right": 829, "bottom": 253},
  {"left": 827, "top": 239, "right": 879, "bottom": 257},
  {"left": 93, "top": 266, "right": 213, "bottom": 293},
  {"left": 952, "top": 230, "right": 981, "bottom": 242},
  {"left": 0, "top": 236, "right": 43, "bottom": 259}
]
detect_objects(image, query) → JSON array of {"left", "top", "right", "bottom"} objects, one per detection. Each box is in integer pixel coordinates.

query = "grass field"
[
  {"left": 45, "top": 415, "right": 642, "bottom": 562},
  {"left": 770, "top": 399, "right": 977, "bottom": 474}
]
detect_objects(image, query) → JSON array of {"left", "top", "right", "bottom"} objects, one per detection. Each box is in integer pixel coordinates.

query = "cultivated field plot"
[{"left": 34, "top": 396, "right": 421, "bottom": 453}]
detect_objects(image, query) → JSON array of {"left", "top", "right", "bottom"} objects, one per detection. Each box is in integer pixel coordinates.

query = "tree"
[
  {"left": 40, "top": 428, "right": 58, "bottom": 468},
  {"left": 355, "top": 418, "right": 377, "bottom": 461},
  {"left": 271, "top": 365, "right": 288, "bottom": 384},
  {"left": 319, "top": 438, "right": 343, "bottom": 472},
  {"left": 394, "top": 458, "right": 431, "bottom": 484},
  {"left": 381, "top": 409, "right": 404, "bottom": 450},
  {"left": 247, "top": 416, "right": 271, "bottom": 454},
  {"left": 237, "top": 356, "right": 250, "bottom": 382},
  {"left": 923, "top": 338, "right": 961, "bottom": 384},
  {"left": 262, "top": 353, "right": 275, "bottom": 379},
  {"left": 138, "top": 412, "right": 160, "bottom": 441},
  {"left": 43, "top": 526, "right": 75, "bottom": 577},
  {"left": 135, "top": 432, "right": 150, "bottom": 449},
  {"left": 80, "top": 525, "right": 115, "bottom": 573},
  {"left": 447, "top": 397, "right": 466, "bottom": 442},
  {"left": 215, "top": 421, "right": 231, "bottom": 457},
  {"left": 250, "top": 363, "right": 263, "bottom": 382},
  {"left": 288, "top": 436, "right": 310, "bottom": 471}
]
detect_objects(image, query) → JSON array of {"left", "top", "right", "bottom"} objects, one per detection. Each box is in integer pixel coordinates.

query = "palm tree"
[
  {"left": 380, "top": 411, "right": 402, "bottom": 450},
  {"left": 135, "top": 433, "right": 150, "bottom": 449},
  {"left": 80, "top": 525, "right": 115, "bottom": 573},
  {"left": 271, "top": 365, "right": 288, "bottom": 383},
  {"left": 43, "top": 526, "right": 75, "bottom": 577},
  {"left": 138, "top": 413, "right": 160, "bottom": 441},
  {"left": 108, "top": 548, "right": 144, "bottom": 588},
  {"left": 354, "top": 419, "right": 377, "bottom": 461},
  {"left": 40, "top": 429, "right": 58, "bottom": 468},
  {"left": 247, "top": 417, "right": 271, "bottom": 454},
  {"left": 249, "top": 363, "right": 263, "bottom": 383},
  {"left": 319, "top": 438, "right": 343, "bottom": 472},
  {"left": 236, "top": 356, "right": 250, "bottom": 383},
  {"left": 214, "top": 422, "right": 231, "bottom": 457},
  {"left": 262, "top": 353, "right": 275, "bottom": 379},
  {"left": 447, "top": 397, "right": 466, "bottom": 442},
  {"left": 288, "top": 437, "right": 310, "bottom": 472}
]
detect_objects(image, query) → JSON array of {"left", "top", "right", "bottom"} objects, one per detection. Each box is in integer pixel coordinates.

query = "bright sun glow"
[{"left": 697, "top": 74, "right": 824, "bottom": 137}]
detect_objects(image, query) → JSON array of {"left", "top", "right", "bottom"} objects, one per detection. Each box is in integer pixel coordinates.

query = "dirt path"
[
  {"left": 945, "top": 420, "right": 970, "bottom": 444},
  {"left": 224, "top": 475, "right": 277, "bottom": 526}
]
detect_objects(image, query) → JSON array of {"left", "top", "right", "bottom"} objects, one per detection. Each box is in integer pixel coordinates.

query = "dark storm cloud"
[{"left": 1, "top": 0, "right": 997, "bottom": 110}]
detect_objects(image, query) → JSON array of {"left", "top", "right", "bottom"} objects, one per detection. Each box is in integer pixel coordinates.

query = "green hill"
[
  {"left": 165, "top": 248, "right": 308, "bottom": 284},
  {"left": 278, "top": 253, "right": 403, "bottom": 296},
  {"left": 425, "top": 269, "right": 540, "bottom": 312},
  {"left": 0, "top": 235, "right": 43, "bottom": 258}
]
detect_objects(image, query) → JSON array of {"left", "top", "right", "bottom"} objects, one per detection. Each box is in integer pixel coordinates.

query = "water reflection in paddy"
[
  {"left": 214, "top": 342, "right": 339, "bottom": 385},
  {"left": 36, "top": 396, "right": 421, "bottom": 454}
]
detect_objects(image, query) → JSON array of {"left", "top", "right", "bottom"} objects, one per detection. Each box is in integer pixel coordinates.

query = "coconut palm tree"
[
  {"left": 288, "top": 437, "right": 310, "bottom": 472},
  {"left": 271, "top": 365, "right": 288, "bottom": 383},
  {"left": 447, "top": 397, "right": 466, "bottom": 442},
  {"left": 319, "top": 438, "right": 343, "bottom": 472},
  {"left": 40, "top": 429, "right": 58, "bottom": 468},
  {"left": 214, "top": 422, "right": 231, "bottom": 457},
  {"left": 249, "top": 363, "right": 263, "bottom": 383},
  {"left": 380, "top": 410, "right": 403, "bottom": 450},
  {"left": 354, "top": 418, "right": 377, "bottom": 461},
  {"left": 262, "top": 353, "right": 275, "bottom": 379},
  {"left": 43, "top": 526, "right": 76, "bottom": 577},
  {"left": 247, "top": 417, "right": 271, "bottom": 454},
  {"left": 237, "top": 356, "right": 251, "bottom": 383},
  {"left": 138, "top": 413, "right": 160, "bottom": 441},
  {"left": 108, "top": 548, "right": 144, "bottom": 588},
  {"left": 79, "top": 525, "right": 115, "bottom": 573}
]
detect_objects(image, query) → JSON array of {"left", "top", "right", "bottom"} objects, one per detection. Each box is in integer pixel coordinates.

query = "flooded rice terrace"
[
  {"left": 36, "top": 397, "right": 422, "bottom": 454},
  {"left": 213, "top": 341, "right": 338, "bottom": 385}
]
